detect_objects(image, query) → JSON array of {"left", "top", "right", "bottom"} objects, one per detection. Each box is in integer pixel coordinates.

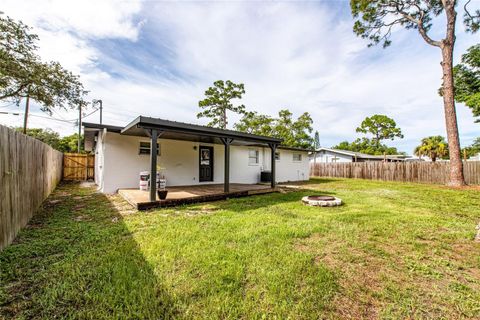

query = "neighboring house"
[
  {"left": 470, "top": 153, "right": 480, "bottom": 161},
  {"left": 83, "top": 116, "right": 311, "bottom": 195},
  {"left": 310, "top": 147, "right": 406, "bottom": 163}
]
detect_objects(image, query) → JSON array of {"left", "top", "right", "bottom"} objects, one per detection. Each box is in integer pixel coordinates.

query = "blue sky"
[{"left": 1, "top": 0, "right": 479, "bottom": 153}]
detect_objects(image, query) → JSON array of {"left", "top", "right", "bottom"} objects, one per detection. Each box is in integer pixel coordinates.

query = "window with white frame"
[
  {"left": 139, "top": 141, "right": 160, "bottom": 155},
  {"left": 293, "top": 153, "right": 302, "bottom": 162},
  {"left": 275, "top": 151, "right": 280, "bottom": 161},
  {"left": 248, "top": 149, "right": 259, "bottom": 164}
]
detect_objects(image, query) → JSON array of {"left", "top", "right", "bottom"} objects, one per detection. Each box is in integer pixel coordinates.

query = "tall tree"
[
  {"left": 350, "top": 0, "right": 480, "bottom": 186},
  {"left": 197, "top": 80, "right": 246, "bottom": 129},
  {"left": 356, "top": 114, "right": 404, "bottom": 147},
  {"left": 58, "top": 133, "right": 84, "bottom": 153},
  {"left": 233, "top": 111, "right": 274, "bottom": 136},
  {"left": 314, "top": 131, "right": 321, "bottom": 149},
  {"left": 15, "top": 127, "right": 61, "bottom": 149},
  {"left": 234, "top": 109, "right": 314, "bottom": 149},
  {"left": 451, "top": 44, "right": 480, "bottom": 122},
  {"left": 13, "top": 127, "right": 84, "bottom": 153},
  {"left": 289, "top": 111, "right": 315, "bottom": 149},
  {"left": 332, "top": 138, "right": 402, "bottom": 155},
  {"left": 0, "top": 15, "right": 89, "bottom": 124},
  {"left": 414, "top": 136, "right": 449, "bottom": 162}
]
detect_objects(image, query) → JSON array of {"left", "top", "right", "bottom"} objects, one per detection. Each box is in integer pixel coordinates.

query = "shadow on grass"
[
  {"left": 199, "top": 187, "right": 339, "bottom": 213},
  {"left": 0, "top": 181, "right": 177, "bottom": 319}
]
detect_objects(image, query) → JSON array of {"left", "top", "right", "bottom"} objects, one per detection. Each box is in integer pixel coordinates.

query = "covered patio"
[
  {"left": 119, "top": 183, "right": 275, "bottom": 210},
  {"left": 116, "top": 116, "right": 282, "bottom": 209}
]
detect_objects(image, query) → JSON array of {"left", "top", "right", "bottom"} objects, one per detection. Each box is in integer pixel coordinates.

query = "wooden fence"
[
  {"left": 63, "top": 153, "right": 94, "bottom": 181},
  {"left": 0, "top": 125, "right": 63, "bottom": 250},
  {"left": 311, "top": 161, "right": 480, "bottom": 185}
]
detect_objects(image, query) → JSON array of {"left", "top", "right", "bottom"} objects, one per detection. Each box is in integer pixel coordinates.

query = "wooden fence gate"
[{"left": 63, "top": 153, "right": 95, "bottom": 181}]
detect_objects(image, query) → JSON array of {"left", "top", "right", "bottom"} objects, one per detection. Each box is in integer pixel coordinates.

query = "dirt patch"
[
  {"left": 475, "top": 223, "right": 480, "bottom": 242},
  {"left": 107, "top": 194, "right": 137, "bottom": 215},
  {"left": 73, "top": 215, "right": 91, "bottom": 222},
  {"left": 74, "top": 204, "right": 86, "bottom": 210},
  {"left": 176, "top": 206, "right": 220, "bottom": 217},
  {"left": 293, "top": 233, "right": 404, "bottom": 318},
  {"left": 293, "top": 233, "right": 323, "bottom": 253},
  {"left": 55, "top": 191, "right": 71, "bottom": 197}
]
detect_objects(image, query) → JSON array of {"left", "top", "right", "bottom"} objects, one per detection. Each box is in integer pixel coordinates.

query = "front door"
[{"left": 199, "top": 146, "right": 214, "bottom": 182}]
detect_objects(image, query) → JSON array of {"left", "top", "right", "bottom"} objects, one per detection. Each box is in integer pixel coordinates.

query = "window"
[
  {"left": 139, "top": 142, "right": 160, "bottom": 155},
  {"left": 248, "top": 149, "right": 259, "bottom": 165},
  {"left": 293, "top": 153, "right": 302, "bottom": 162},
  {"left": 275, "top": 151, "right": 280, "bottom": 161}
]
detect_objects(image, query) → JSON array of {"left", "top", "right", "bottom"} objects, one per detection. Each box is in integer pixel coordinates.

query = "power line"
[
  {"left": 29, "top": 113, "right": 77, "bottom": 123},
  {"left": 50, "top": 107, "right": 67, "bottom": 120}
]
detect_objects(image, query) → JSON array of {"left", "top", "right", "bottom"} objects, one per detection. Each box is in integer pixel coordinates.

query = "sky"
[{"left": 1, "top": 0, "right": 479, "bottom": 154}]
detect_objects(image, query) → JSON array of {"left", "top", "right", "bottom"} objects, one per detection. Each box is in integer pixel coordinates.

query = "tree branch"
[
  {"left": 398, "top": 8, "right": 441, "bottom": 47},
  {"left": 0, "top": 82, "right": 29, "bottom": 100}
]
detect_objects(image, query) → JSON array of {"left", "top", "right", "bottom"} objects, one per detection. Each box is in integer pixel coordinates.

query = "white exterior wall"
[
  {"left": 96, "top": 132, "right": 310, "bottom": 193},
  {"left": 264, "top": 149, "right": 310, "bottom": 182},
  {"left": 311, "top": 150, "right": 353, "bottom": 163},
  {"left": 94, "top": 129, "right": 106, "bottom": 191},
  {"left": 230, "top": 146, "right": 266, "bottom": 184}
]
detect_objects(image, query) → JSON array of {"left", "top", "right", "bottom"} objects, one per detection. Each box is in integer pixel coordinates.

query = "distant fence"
[
  {"left": 310, "top": 161, "right": 480, "bottom": 185},
  {"left": 63, "top": 153, "right": 94, "bottom": 181},
  {"left": 0, "top": 125, "right": 63, "bottom": 250}
]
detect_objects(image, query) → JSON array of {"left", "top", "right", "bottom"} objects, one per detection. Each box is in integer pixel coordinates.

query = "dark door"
[{"left": 199, "top": 146, "right": 214, "bottom": 182}]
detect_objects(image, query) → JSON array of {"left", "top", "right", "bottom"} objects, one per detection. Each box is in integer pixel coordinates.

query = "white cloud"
[
  {"left": 0, "top": 1, "right": 478, "bottom": 154},
  {"left": 2, "top": 0, "right": 143, "bottom": 40}
]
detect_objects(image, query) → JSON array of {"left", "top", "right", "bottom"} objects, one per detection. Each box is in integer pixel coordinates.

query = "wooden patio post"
[
  {"left": 221, "top": 138, "right": 233, "bottom": 193},
  {"left": 269, "top": 143, "right": 277, "bottom": 189},
  {"left": 149, "top": 129, "right": 160, "bottom": 202}
]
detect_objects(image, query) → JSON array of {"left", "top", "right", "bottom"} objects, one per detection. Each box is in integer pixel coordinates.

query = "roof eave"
[{"left": 123, "top": 116, "right": 283, "bottom": 144}]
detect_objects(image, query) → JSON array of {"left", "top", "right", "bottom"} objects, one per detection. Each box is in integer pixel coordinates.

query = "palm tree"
[{"left": 414, "top": 136, "right": 449, "bottom": 162}]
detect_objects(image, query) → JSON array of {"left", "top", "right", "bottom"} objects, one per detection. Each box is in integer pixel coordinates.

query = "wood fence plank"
[
  {"left": 310, "top": 161, "right": 480, "bottom": 185},
  {"left": 0, "top": 125, "right": 63, "bottom": 250}
]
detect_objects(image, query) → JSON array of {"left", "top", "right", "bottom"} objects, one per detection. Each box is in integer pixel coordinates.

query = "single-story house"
[
  {"left": 83, "top": 116, "right": 311, "bottom": 202},
  {"left": 310, "top": 147, "right": 406, "bottom": 163},
  {"left": 469, "top": 153, "right": 480, "bottom": 161}
]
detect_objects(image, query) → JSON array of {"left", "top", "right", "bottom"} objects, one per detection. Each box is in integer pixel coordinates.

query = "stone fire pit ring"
[{"left": 302, "top": 195, "right": 342, "bottom": 207}]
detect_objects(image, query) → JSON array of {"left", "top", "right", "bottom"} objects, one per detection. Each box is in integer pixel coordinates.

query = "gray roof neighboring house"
[{"left": 312, "top": 147, "right": 406, "bottom": 162}]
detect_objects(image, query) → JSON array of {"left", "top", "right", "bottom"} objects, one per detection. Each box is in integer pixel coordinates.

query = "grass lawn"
[{"left": 1, "top": 178, "right": 480, "bottom": 319}]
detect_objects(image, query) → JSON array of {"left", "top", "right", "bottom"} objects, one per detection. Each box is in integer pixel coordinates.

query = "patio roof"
[{"left": 84, "top": 116, "right": 283, "bottom": 147}]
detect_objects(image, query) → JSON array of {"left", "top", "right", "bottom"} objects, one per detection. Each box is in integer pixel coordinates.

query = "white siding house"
[
  {"left": 84, "top": 117, "right": 310, "bottom": 194},
  {"left": 311, "top": 147, "right": 406, "bottom": 163}
]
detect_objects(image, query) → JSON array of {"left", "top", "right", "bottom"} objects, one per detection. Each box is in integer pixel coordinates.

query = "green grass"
[{"left": 1, "top": 178, "right": 480, "bottom": 319}]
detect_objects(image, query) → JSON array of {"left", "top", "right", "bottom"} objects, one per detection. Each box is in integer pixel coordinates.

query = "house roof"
[
  {"left": 276, "top": 145, "right": 314, "bottom": 152},
  {"left": 120, "top": 116, "right": 282, "bottom": 144},
  {"left": 314, "top": 147, "right": 406, "bottom": 160},
  {"left": 83, "top": 116, "right": 283, "bottom": 148}
]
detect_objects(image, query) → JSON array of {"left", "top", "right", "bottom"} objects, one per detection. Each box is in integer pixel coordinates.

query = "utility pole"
[
  {"left": 78, "top": 105, "right": 82, "bottom": 153},
  {"left": 23, "top": 87, "right": 31, "bottom": 134}
]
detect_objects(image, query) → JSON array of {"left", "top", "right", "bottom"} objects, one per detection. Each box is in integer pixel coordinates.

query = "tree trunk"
[{"left": 440, "top": 2, "right": 466, "bottom": 186}]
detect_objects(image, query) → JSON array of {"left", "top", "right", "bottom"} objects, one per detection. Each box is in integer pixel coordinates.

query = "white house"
[
  {"left": 470, "top": 153, "right": 480, "bottom": 161},
  {"left": 83, "top": 116, "right": 311, "bottom": 199},
  {"left": 310, "top": 147, "right": 406, "bottom": 163}
]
